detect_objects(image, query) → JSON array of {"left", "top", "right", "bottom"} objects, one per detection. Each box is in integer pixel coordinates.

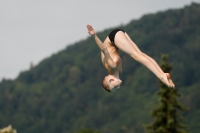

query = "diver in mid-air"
[{"left": 86, "top": 24, "right": 175, "bottom": 92}]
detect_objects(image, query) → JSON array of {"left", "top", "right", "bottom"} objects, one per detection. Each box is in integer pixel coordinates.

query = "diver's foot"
[
  {"left": 167, "top": 73, "right": 175, "bottom": 88},
  {"left": 160, "top": 73, "right": 175, "bottom": 88}
]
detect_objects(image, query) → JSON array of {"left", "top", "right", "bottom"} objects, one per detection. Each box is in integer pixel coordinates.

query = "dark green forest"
[{"left": 0, "top": 2, "right": 200, "bottom": 133}]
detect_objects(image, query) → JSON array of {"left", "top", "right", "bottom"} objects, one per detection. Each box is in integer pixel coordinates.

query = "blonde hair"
[{"left": 101, "top": 78, "right": 111, "bottom": 92}]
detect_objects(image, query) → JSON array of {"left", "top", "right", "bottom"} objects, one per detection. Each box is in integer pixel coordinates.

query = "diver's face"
[
  {"left": 105, "top": 75, "right": 122, "bottom": 92},
  {"left": 110, "top": 84, "right": 121, "bottom": 92}
]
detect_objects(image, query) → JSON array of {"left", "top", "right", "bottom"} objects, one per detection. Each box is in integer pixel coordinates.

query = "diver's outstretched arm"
[
  {"left": 87, "top": 25, "right": 106, "bottom": 51},
  {"left": 86, "top": 24, "right": 116, "bottom": 69}
]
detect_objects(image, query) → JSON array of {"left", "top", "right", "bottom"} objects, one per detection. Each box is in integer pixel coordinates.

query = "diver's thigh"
[
  {"left": 124, "top": 33, "right": 141, "bottom": 53},
  {"left": 115, "top": 32, "right": 138, "bottom": 55}
]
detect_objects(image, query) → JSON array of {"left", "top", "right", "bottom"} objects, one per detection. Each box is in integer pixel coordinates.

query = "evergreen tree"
[{"left": 145, "top": 54, "right": 188, "bottom": 133}]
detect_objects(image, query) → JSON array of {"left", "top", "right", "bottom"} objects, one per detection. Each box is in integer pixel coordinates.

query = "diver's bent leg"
[
  {"left": 115, "top": 32, "right": 174, "bottom": 87},
  {"left": 115, "top": 32, "right": 163, "bottom": 78},
  {"left": 132, "top": 51, "right": 175, "bottom": 87},
  {"left": 130, "top": 52, "right": 164, "bottom": 79},
  {"left": 143, "top": 53, "right": 163, "bottom": 73},
  {"left": 124, "top": 33, "right": 163, "bottom": 74}
]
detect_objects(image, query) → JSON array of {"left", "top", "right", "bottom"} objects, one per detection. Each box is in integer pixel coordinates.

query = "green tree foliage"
[
  {"left": 0, "top": 2, "right": 200, "bottom": 133},
  {"left": 145, "top": 55, "right": 188, "bottom": 133},
  {"left": 73, "top": 128, "right": 100, "bottom": 133}
]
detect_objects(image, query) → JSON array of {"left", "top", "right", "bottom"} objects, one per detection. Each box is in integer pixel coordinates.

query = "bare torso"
[{"left": 101, "top": 37, "right": 122, "bottom": 75}]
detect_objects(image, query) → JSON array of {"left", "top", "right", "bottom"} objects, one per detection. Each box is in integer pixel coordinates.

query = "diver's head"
[{"left": 101, "top": 75, "right": 122, "bottom": 92}]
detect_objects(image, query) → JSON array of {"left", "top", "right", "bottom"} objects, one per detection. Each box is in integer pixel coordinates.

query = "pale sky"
[{"left": 0, "top": 0, "right": 200, "bottom": 81}]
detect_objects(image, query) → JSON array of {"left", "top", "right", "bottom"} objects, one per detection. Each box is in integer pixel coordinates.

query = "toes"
[
  {"left": 166, "top": 73, "right": 175, "bottom": 88},
  {"left": 160, "top": 73, "right": 175, "bottom": 88},
  {"left": 166, "top": 73, "right": 171, "bottom": 79}
]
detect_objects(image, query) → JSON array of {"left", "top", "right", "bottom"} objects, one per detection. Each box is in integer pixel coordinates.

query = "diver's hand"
[{"left": 87, "top": 24, "right": 96, "bottom": 35}]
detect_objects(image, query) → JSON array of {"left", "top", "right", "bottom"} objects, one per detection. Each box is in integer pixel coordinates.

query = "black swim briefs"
[{"left": 108, "top": 29, "right": 125, "bottom": 44}]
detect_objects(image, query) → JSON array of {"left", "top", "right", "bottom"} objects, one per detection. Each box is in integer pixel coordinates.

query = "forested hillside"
[{"left": 0, "top": 2, "right": 200, "bottom": 133}]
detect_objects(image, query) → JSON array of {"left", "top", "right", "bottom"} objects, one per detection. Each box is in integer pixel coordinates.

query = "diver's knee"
[
  {"left": 131, "top": 52, "right": 144, "bottom": 61},
  {"left": 131, "top": 53, "right": 141, "bottom": 61}
]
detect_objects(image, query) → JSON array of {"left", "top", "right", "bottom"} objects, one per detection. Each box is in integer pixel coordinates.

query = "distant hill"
[{"left": 0, "top": 2, "right": 200, "bottom": 133}]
